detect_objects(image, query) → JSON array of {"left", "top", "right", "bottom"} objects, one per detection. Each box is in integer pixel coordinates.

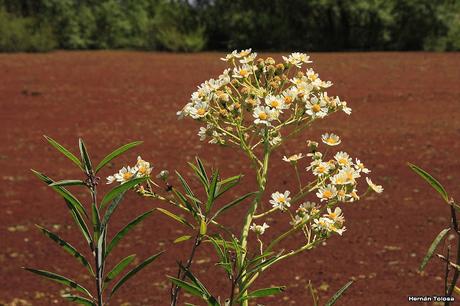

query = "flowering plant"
[{"left": 174, "top": 49, "right": 383, "bottom": 304}]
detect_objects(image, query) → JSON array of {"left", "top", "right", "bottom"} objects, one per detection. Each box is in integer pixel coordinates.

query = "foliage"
[
  {"left": 0, "top": 0, "right": 459, "bottom": 52},
  {"left": 25, "top": 137, "right": 162, "bottom": 305}
]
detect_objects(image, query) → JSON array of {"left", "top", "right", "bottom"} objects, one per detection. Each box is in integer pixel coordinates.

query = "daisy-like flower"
[
  {"left": 188, "top": 101, "right": 209, "bottom": 119},
  {"left": 253, "top": 106, "right": 277, "bottom": 125},
  {"left": 250, "top": 222, "right": 270, "bottom": 235},
  {"left": 316, "top": 184, "right": 337, "bottom": 202},
  {"left": 321, "top": 133, "right": 341, "bottom": 146},
  {"left": 240, "top": 52, "right": 257, "bottom": 64},
  {"left": 220, "top": 50, "right": 239, "bottom": 61},
  {"left": 312, "top": 161, "right": 331, "bottom": 176},
  {"left": 282, "top": 52, "right": 312, "bottom": 68},
  {"left": 232, "top": 65, "right": 254, "bottom": 79},
  {"left": 330, "top": 172, "right": 348, "bottom": 185},
  {"left": 334, "top": 151, "right": 352, "bottom": 167},
  {"left": 339, "top": 166, "right": 361, "bottom": 184},
  {"left": 198, "top": 126, "right": 208, "bottom": 141},
  {"left": 111, "top": 166, "right": 137, "bottom": 184},
  {"left": 355, "top": 158, "right": 370, "bottom": 174},
  {"left": 306, "top": 68, "right": 319, "bottom": 83},
  {"left": 269, "top": 191, "right": 291, "bottom": 210},
  {"left": 238, "top": 48, "right": 253, "bottom": 58},
  {"left": 313, "top": 217, "right": 333, "bottom": 232},
  {"left": 281, "top": 87, "right": 298, "bottom": 106},
  {"left": 136, "top": 156, "right": 153, "bottom": 177},
  {"left": 282, "top": 153, "right": 304, "bottom": 163},
  {"left": 106, "top": 175, "right": 116, "bottom": 184},
  {"left": 265, "top": 95, "right": 287, "bottom": 111},
  {"left": 305, "top": 95, "right": 328, "bottom": 118},
  {"left": 366, "top": 177, "right": 384, "bottom": 193},
  {"left": 326, "top": 207, "right": 345, "bottom": 223}
]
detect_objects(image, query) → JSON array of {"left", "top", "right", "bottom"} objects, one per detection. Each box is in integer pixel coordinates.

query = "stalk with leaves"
[
  {"left": 25, "top": 136, "right": 163, "bottom": 306},
  {"left": 409, "top": 163, "right": 459, "bottom": 305},
  {"left": 175, "top": 50, "right": 384, "bottom": 304}
]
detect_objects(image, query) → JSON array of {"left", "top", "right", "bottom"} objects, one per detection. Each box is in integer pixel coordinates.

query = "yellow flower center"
[
  {"left": 338, "top": 190, "right": 346, "bottom": 197},
  {"left": 139, "top": 166, "right": 147, "bottom": 174},
  {"left": 258, "top": 112, "right": 268, "bottom": 120},
  {"left": 197, "top": 108, "right": 206, "bottom": 115},
  {"left": 317, "top": 166, "right": 326, "bottom": 173},
  {"left": 327, "top": 138, "right": 336, "bottom": 144},
  {"left": 123, "top": 172, "right": 133, "bottom": 181},
  {"left": 278, "top": 196, "right": 286, "bottom": 203},
  {"left": 309, "top": 74, "right": 317, "bottom": 81},
  {"left": 323, "top": 190, "right": 332, "bottom": 198},
  {"left": 338, "top": 158, "right": 348, "bottom": 165},
  {"left": 312, "top": 104, "right": 321, "bottom": 112},
  {"left": 284, "top": 96, "right": 293, "bottom": 104},
  {"left": 329, "top": 212, "right": 337, "bottom": 219},
  {"left": 239, "top": 69, "right": 248, "bottom": 77},
  {"left": 270, "top": 100, "right": 280, "bottom": 108}
]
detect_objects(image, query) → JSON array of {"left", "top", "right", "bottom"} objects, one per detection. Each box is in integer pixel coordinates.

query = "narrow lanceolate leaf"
[
  {"left": 62, "top": 294, "right": 96, "bottom": 306},
  {"left": 100, "top": 177, "right": 147, "bottom": 208},
  {"left": 206, "top": 170, "right": 219, "bottom": 213},
  {"left": 216, "top": 175, "right": 242, "bottom": 198},
  {"left": 168, "top": 276, "right": 204, "bottom": 297},
  {"left": 325, "top": 280, "right": 353, "bottom": 306},
  {"left": 79, "top": 139, "right": 93, "bottom": 174},
  {"left": 65, "top": 200, "right": 93, "bottom": 249},
  {"left": 101, "top": 193, "right": 125, "bottom": 227},
  {"left": 36, "top": 225, "right": 94, "bottom": 276},
  {"left": 92, "top": 202, "right": 101, "bottom": 242},
  {"left": 95, "top": 141, "right": 143, "bottom": 173},
  {"left": 211, "top": 192, "right": 256, "bottom": 221},
  {"left": 176, "top": 265, "right": 219, "bottom": 306},
  {"left": 408, "top": 163, "right": 449, "bottom": 203},
  {"left": 174, "top": 235, "right": 192, "bottom": 243},
  {"left": 419, "top": 228, "right": 450, "bottom": 271},
  {"left": 44, "top": 136, "right": 82, "bottom": 169},
  {"left": 49, "top": 180, "right": 86, "bottom": 187},
  {"left": 156, "top": 208, "right": 194, "bottom": 229},
  {"left": 104, "top": 254, "right": 136, "bottom": 284},
  {"left": 106, "top": 210, "right": 154, "bottom": 257},
  {"left": 32, "top": 170, "right": 88, "bottom": 218},
  {"left": 238, "top": 286, "right": 286, "bottom": 301},
  {"left": 110, "top": 252, "right": 164, "bottom": 297},
  {"left": 175, "top": 171, "right": 198, "bottom": 208},
  {"left": 24, "top": 268, "right": 93, "bottom": 298},
  {"left": 188, "top": 161, "right": 209, "bottom": 191}
]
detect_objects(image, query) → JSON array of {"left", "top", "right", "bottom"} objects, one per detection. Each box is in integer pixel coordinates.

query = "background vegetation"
[{"left": 0, "top": 0, "right": 459, "bottom": 52}]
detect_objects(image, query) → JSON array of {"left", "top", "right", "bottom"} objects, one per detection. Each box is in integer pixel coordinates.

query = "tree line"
[{"left": 0, "top": 0, "right": 459, "bottom": 52}]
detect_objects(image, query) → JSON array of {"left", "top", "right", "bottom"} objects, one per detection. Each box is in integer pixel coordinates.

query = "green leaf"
[
  {"left": 206, "top": 170, "right": 219, "bottom": 213},
  {"left": 174, "top": 235, "right": 192, "bottom": 243},
  {"left": 61, "top": 294, "right": 96, "bottom": 306},
  {"left": 239, "top": 286, "right": 286, "bottom": 301},
  {"left": 408, "top": 163, "right": 449, "bottom": 203},
  {"left": 176, "top": 171, "right": 199, "bottom": 209},
  {"left": 101, "top": 193, "right": 124, "bottom": 227},
  {"left": 49, "top": 180, "right": 86, "bottom": 187},
  {"left": 79, "top": 139, "right": 93, "bottom": 175},
  {"left": 106, "top": 210, "right": 154, "bottom": 257},
  {"left": 188, "top": 161, "right": 209, "bottom": 191},
  {"left": 110, "top": 251, "right": 163, "bottom": 297},
  {"left": 168, "top": 276, "right": 204, "bottom": 298},
  {"left": 91, "top": 201, "right": 101, "bottom": 243},
  {"left": 216, "top": 175, "right": 242, "bottom": 198},
  {"left": 104, "top": 254, "right": 136, "bottom": 284},
  {"left": 24, "top": 268, "right": 93, "bottom": 298},
  {"left": 200, "top": 219, "right": 207, "bottom": 236},
  {"left": 95, "top": 141, "right": 143, "bottom": 173},
  {"left": 44, "top": 136, "right": 82, "bottom": 170},
  {"left": 156, "top": 208, "right": 194, "bottom": 229},
  {"left": 419, "top": 228, "right": 450, "bottom": 271},
  {"left": 211, "top": 192, "right": 256, "bottom": 221},
  {"left": 325, "top": 280, "right": 353, "bottom": 306},
  {"left": 100, "top": 177, "right": 147, "bottom": 208},
  {"left": 176, "top": 265, "right": 219, "bottom": 306},
  {"left": 65, "top": 200, "right": 93, "bottom": 249},
  {"left": 36, "top": 225, "right": 94, "bottom": 276},
  {"left": 196, "top": 157, "right": 209, "bottom": 185}
]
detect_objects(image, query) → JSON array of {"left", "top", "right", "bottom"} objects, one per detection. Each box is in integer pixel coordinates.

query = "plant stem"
[
  {"left": 171, "top": 233, "right": 201, "bottom": 306},
  {"left": 90, "top": 182, "right": 103, "bottom": 306},
  {"left": 446, "top": 201, "right": 460, "bottom": 304}
]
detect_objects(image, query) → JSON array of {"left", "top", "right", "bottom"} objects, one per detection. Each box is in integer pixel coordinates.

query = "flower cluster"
[
  {"left": 106, "top": 156, "right": 153, "bottom": 184},
  {"left": 177, "top": 49, "right": 351, "bottom": 147}
]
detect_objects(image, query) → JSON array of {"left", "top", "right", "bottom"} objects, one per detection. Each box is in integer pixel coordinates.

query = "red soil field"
[{"left": 1, "top": 51, "right": 460, "bottom": 306}]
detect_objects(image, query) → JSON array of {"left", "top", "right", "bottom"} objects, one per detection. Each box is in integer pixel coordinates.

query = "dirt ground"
[{"left": 1, "top": 51, "right": 460, "bottom": 306}]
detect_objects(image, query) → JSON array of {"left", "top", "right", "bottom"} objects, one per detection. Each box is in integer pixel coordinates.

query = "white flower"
[
  {"left": 198, "top": 126, "right": 208, "bottom": 141},
  {"left": 220, "top": 50, "right": 239, "bottom": 61},
  {"left": 305, "top": 95, "right": 328, "bottom": 118},
  {"left": 313, "top": 216, "right": 346, "bottom": 235},
  {"left": 188, "top": 101, "right": 209, "bottom": 119},
  {"left": 366, "top": 177, "right": 383, "bottom": 193},
  {"left": 269, "top": 135, "right": 282, "bottom": 146},
  {"left": 321, "top": 133, "right": 341, "bottom": 146},
  {"left": 269, "top": 191, "right": 291, "bottom": 210},
  {"left": 334, "top": 151, "right": 352, "bottom": 167},
  {"left": 326, "top": 207, "right": 344, "bottom": 223},
  {"left": 316, "top": 184, "right": 337, "bottom": 202},
  {"left": 282, "top": 153, "right": 304, "bottom": 163},
  {"left": 136, "top": 156, "right": 153, "bottom": 177},
  {"left": 106, "top": 175, "right": 116, "bottom": 184},
  {"left": 233, "top": 65, "right": 254, "bottom": 79},
  {"left": 240, "top": 52, "right": 257, "bottom": 64},
  {"left": 253, "top": 106, "right": 277, "bottom": 125},
  {"left": 112, "top": 166, "right": 138, "bottom": 184},
  {"left": 281, "top": 87, "right": 298, "bottom": 106},
  {"left": 311, "top": 161, "right": 331, "bottom": 176},
  {"left": 250, "top": 222, "right": 270, "bottom": 235},
  {"left": 282, "top": 52, "right": 312, "bottom": 68},
  {"left": 354, "top": 158, "right": 370, "bottom": 174},
  {"left": 265, "top": 94, "right": 287, "bottom": 111},
  {"left": 338, "top": 166, "right": 361, "bottom": 184}
]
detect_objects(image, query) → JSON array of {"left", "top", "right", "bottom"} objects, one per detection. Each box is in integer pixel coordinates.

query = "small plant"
[
  {"left": 174, "top": 49, "right": 384, "bottom": 304},
  {"left": 25, "top": 136, "right": 163, "bottom": 306},
  {"left": 409, "top": 163, "right": 459, "bottom": 305}
]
